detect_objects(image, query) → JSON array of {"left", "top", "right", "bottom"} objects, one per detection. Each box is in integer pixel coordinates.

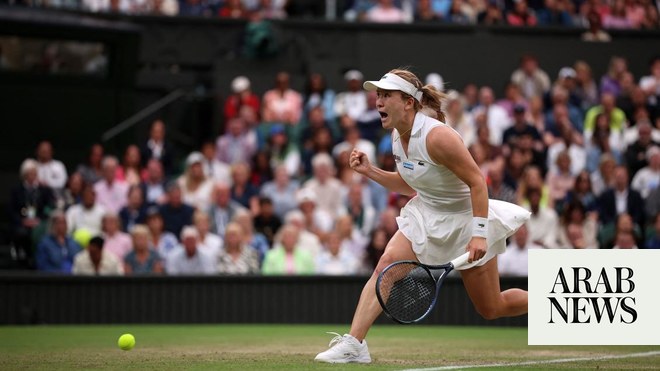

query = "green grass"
[{"left": 0, "top": 325, "right": 658, "bottom": 370}]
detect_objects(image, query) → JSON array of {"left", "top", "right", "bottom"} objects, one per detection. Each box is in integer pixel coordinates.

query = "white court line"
[{"left": 401, "top": 350, "right": 660, "bottom": 371}]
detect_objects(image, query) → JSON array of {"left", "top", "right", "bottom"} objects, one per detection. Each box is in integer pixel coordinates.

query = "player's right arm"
[{"left": 349, "top": 149, "right": 415, "bottom": 196}]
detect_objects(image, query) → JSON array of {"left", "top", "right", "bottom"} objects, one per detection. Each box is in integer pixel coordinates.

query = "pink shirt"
[
  {"left": 94, "top": 180, "right": 129, "bottom": 213},
  {"left": 103, "top": 232, "right": 133, "bottom": 260},
  {"left": 366, "top": 6, "right": 405, "bottom": 23},
  {"left": 262, "top": 89, "right": 303, "bottom": 125}
]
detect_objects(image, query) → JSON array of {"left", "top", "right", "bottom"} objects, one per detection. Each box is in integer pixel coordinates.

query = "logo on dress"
[{"left": 403, "top": 161, "right": 415, "bottom": 170}]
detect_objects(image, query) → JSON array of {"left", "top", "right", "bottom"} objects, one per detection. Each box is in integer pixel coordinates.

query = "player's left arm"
[{"left": 426, "top": 126, "right": 489, "bottom": 263}]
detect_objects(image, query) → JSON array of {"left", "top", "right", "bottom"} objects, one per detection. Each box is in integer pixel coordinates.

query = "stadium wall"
[{"left": 0, "top": 274, "right": 528, "bottom": 326}]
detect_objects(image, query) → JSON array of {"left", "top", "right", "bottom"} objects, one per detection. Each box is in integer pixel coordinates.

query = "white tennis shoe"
[{"left": 314, "top": 332, "right": 372, "bottom": 364}]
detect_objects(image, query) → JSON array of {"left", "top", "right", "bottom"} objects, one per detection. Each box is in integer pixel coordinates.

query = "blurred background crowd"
[
  {"left": 2, "top": 0, "right": 660, "bottom": 31},
  {"left": 8, "top": 52, "right": 660, "bottom": 277}
]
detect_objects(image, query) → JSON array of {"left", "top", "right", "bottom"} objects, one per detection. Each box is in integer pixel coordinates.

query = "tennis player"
[{"left": 315, "top": 69, "right": 531, "bottom": 363}]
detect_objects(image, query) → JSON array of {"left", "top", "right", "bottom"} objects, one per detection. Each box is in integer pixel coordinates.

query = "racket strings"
[{"left": 379, "top": 263, "right": 437, "bottom": 323}]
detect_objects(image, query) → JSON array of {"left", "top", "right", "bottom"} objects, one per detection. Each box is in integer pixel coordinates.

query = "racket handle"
[{"left": 450, "top": 252, "right": 471, "bottom": 269}]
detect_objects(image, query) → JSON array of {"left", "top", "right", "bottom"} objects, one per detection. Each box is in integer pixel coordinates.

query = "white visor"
[{"left": 363, "top": 73, "right": 423, "bottom": 102}]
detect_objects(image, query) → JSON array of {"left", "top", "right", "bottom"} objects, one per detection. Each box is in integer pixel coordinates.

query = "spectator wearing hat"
[
  {"left": 178, "top": 152, "right": 214, "bottom": 210},
  {"left": 159, "top": 182, "right": 195, "bottom": 238},
  {"left": 511, "top": 54, "right": 551, "bottom": 100},
  {"left": 262, "top": 71, "right": 303, "bottom": 125},
  {"left": 72, "top": 236, "right": 124, "bottom": 276},
  {"left": 166, "top": 227, "right": 217, "bottom": 275},
  {"left": 631, "top": 146, "right": 660, "bottom": 200},
  {"left": 66, "top": 183, "right": 106, "bottom": 236},
  {"left": 296, "top": 187, "right": 335, "bottom": 240},
  {"left": 216, "top": 117, "right": 258, "bottom": 165},
  {"left": 224, "top": 76, "right": 260, "bottom": 121},
  {"left": 334, "top": 69, "right": 368, "bottom": 130},
  {"left": 36, "top": 212, "right": 81, "bottom": 273},
  {"left": 502, "top": 104, "right": 543, "bottom": 152},
  {"left": 140, "top": 159, "right": 168, "bottom": 205},
  {"left": 140, "top": 119, "right": 175, "bottom": 175},
  {"left": 94, "top": 156, "right": 129, "bottom": 214},
  {"left": 145, "top": 207, "right": 179, "bottom": 259}
]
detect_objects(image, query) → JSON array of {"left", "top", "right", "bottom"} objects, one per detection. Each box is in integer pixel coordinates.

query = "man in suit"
[
  {"left": 208, "top": 181, "right": 245, "bottom": 238},
  {"left": 141, "top": 119, "right": 175, "bottom": 175},
  {"left": 597, "top": 165, "right": 645, "bottom": 228}
]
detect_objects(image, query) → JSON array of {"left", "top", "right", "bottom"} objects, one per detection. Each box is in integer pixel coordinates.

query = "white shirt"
[
  {"left": 334, "top": 91, "right": 367, "bottom": 121},
  {"left": 316, "top": 249, "right": 361, "bottom": 275},
  {"left": 631, "top": 167, "right": 660, "bottom": 199},
  {"left": 37, "top": 160, "right": 68, "bottom": 190},
  {"left": 301, "top": 179, "right": 346, "bottom": 217},
  {"left": 198, "top": 232, "right": 223, "bottom": 259},
  {"left": 472, "top": 105, "right": 511, "bottom": 146},
  {"left": 72, "top": 250, "right": 124, "bottom": 275},
  {"left": 547, "top": 142, "right": 587, "bottom": 176},
  {"left": 66, "top": 203, "right": 106, "bottom": 235},
  {"left": 615, "top": 189, "right": 628, "bottom": 215},
  {"left": 202, "top": 158, "right": 232, "bottom": 184},
  {"left": 332, "top": 139, "right": 377, "bottom": 164},
  {"left": 366, "top": 6, "right": 406, "bottom": 23},
  {"left": 498, "top": 241, "right": 542, "bottom": 277},
  {"left": 527, "top": 209, "right": 559, "bottom": 249},
  {"left": 178, "top": 177, "right": 214, "bottom": 210},
  {"left": 166, "top": 247, "right": 217, "bottom": 275}
]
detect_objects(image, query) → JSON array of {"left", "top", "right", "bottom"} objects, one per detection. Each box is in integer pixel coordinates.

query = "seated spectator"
[
  {"left": 218, "top": 0, "right": 249, "bottom": 18},
  {"left": 10, "top": 159, "right": 55, "bottom": 267},
  {"left": 303, "top": 72, "right": 336, "bottom": 124},
  {"left": 645, "top": 213, "right": 660, "bottom": 249},
  {"left": 631, "top": 146, "right": 660, "bottom": 200},
  {"left": 140, "top": 159, "right": 168, "bottom": 205},
  {"left": 199, "top": 141, "right": 231, "bottom": 184},
  {"left": 36, "top": 212, "right": 81, "bottom": 273},
  {"left": 597, "top": 165, "right": 645, "bottom": 227},
  {"left": 511, "top": 54, "right": 550, "bottom": 100},
  {"left": 416, "top": 0, "right": 442, "bottom": 22},
  {"left": 116, "top": 145, "right": 144, "bottom": 187},
  {"left": 612, "top": 230, "right": 639, "bottom": 249},
  {"left": 159, "top": 182, "right": 195, "bottom": 237},
  {"left": 297, "top": 188, "right": 335, "bottom": 240},
  {"left": 598, "top": 212, "right": 644, "bottom": 249},
  {"left": 232, "top": 209, "right": 269, "bottom": 261},
  {"left": 640, "top": 56, "right": 660, "bottom": 103},
  {"left": 72, "top": 236, "right": 124, "bottom": 275},
  {"left": 584, "top": 92, "right": 627, "bottom": 140},
  {"left": 343, "top": 181, "right": 377, "bottom": 237},
  {"left": 145, "top": 207, "right": 179, "bottom": 259},
  {"left": 209, "top": 181, "right": 246, "bottom": 237},
  {"left": 178, "top": 0, "right": 214, "bottom": 17},
  {"left": 517, "top": 166, "right": 552, "bottom": 209},
  {"left": 224, "top": 76, "right": 260, "bottom": 121},
  {"left": 35, "top": 140, "right": 68, "bottom": 198},
  {"left": 477, "top": 1, "right": 504, "bottom": 25},
  {"left": 600, "top": 56, "right": 628, "bottom": 97},
  {"left": 471, "top": 87, "right": 511, "bottom": 146},
  {"left": 193, "top": 210, "right": 223, "bottom": 260},
  {"left": 525, "top": 187, "right": 560, "bottom": 248},
  {"left": 303, "top": 153, "right": 346, "bottom": 218},
  {"left": 262, "top": 224, "right": 315, "bottom": 275},
  {"left": 333, "top": 125, "right": 377, "bottom": 165},
  {"left": 561, "top": 223, "right": 590, "bottom": 249},
  {"left": 316, "top": 231, "right": 361, "bottom": 275},
  {"left": 506, "top": 0, "right": 537, "bottom": 26},
  {"left": 564, "top": 170, "right": 598, "bottom": 212},
  {"left": 94, "top": 156, "right": 129, "bottom": 214},
  {"left": 260, "top": 165, "right": 299, "bottom": 220},
  {"left": 265, "top": 124, "right": 301, "bottom": 177},
  {"left": 334, "top": 70, "right": 368, "bottom": 130},
  {"left": 603, "top": 0, "right": 634, "bottom": 29},
  {"left": 364, "top": 227, "right": 389, "bottom": 272},
  {"left": 66, "top": 183, "right": 105, "bottom": 236},
  {"left": 61, "top": 172, "right": 84, "bottom": 211},
  {"left": 178, "top": 152, "right": 214, "bottom": 210},
  {"left": 262, "top": 71, "right": 303, "bottom": 125},
  {"left": 166, "top": 227, "right": 217, "bottom": 275},
  {"left": 230, "top": 162, "right": 260, "bottom": 212},
  {"left": 502, "top": 105, "right": 543, "bottom": 154},
  {"left": 366, "top": 0, "right": 407, "bottom": 23},
  {"left": 557, "top": 201, "right": 599, "bottom": 249},
  {"left": 444, "top": 90, "right": 475, "bottom": 147},
  {"left": 646, "top": 187, "right": 660, "bottom": 226},
  {"left": 536, "top": 0, "right": 572, "bottom": 26},
  {"left": 140, "top": 119, "right": 174, "bottom": 175},
  {"left": 123, "top": 224, "right": 163, "bottom": 275},
  {"left": 586, "top": 113, "right": 624, "bottom": 173},
  {"left": 447, "top": 0, "right": 475, "bottom": 24},
  {"left": 216, "top": 117, "right": 258, "bottom": 165},
  {"left": 487, "top": 158, "right": 517, "bottom": 204},
  {"left": 546, "top": 150, "right": 576, "bottom": 212},
  {"left": 591, "top": 153, "right": 617, "bottom": 196},
  {"left": 101, "top": 212, "right": 132, "bottom": 260},
  {"left": 250, "top": 150, "right": 274, "bottom": 188},
  {"left": 546, "top": 119, "right": 586, "bottom": 176},
  {"left": 625, "top": 122, "right": 660, "bottom": 178},
  {"left": 335, "top": 214, "right": 369, "bottom": 261},
  {"left": 77, "top": 143, "right": 104, "bottom": 184},
  {"left": 499, "top": 225, "right": 541, "bottom": 277},
  {"left": 254, "top": 197, "right": 283, "bottom": 246},
  {"left": 119, "top": 185, "right": 148, "bottom": 232},
  {"left": 217, "top": 222, "right": 260, "bottom": 274},
  {"left": 574, "top": 60, "right": 600, "bottom": 110},
  {"left": 581, "top": 10, "right": 611, "bottom": 42}
]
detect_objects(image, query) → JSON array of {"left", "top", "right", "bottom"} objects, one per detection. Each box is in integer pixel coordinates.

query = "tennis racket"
[{"left": 375, "top": 252, "right": 471, "bottom": 324}]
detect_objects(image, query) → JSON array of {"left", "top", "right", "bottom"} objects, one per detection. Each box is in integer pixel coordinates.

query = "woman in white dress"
[{"left": 315, "top": 69, "right": 531, "bottom": 364}]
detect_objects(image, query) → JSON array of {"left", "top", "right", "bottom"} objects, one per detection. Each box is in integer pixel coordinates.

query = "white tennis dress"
[{"left": 393, "top": 112, "right": 531, "bottom": 269}]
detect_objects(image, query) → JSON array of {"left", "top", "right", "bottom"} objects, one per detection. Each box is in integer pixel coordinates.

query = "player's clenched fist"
[{"left": 349, "top": 149, "right": 370, "bottom": 175}]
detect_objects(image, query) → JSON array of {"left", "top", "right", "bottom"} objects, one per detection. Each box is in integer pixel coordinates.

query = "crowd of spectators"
[
  {"left": 8, "top": 53, "right": 660, "bottom": 277},
  {"left": 3, "top": 0, "right": 660, "bottom": 30}
]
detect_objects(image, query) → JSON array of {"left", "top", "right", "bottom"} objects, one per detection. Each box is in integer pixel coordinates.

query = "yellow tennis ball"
[{"left": 118, "top": 334, "right": 135, "bottom": 351}]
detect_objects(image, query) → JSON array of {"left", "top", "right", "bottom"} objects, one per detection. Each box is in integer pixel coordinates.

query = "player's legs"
[
  {"left": 460, "top": 256, "right": 528, "bottom": 320},
  {"left": 349, "top": 230, "right": 417, "bottom": 341}
]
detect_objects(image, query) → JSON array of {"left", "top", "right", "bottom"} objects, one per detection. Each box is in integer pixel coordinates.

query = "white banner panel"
[{"left": 528, "top": 249, "right": 660, "bottom": 345}]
